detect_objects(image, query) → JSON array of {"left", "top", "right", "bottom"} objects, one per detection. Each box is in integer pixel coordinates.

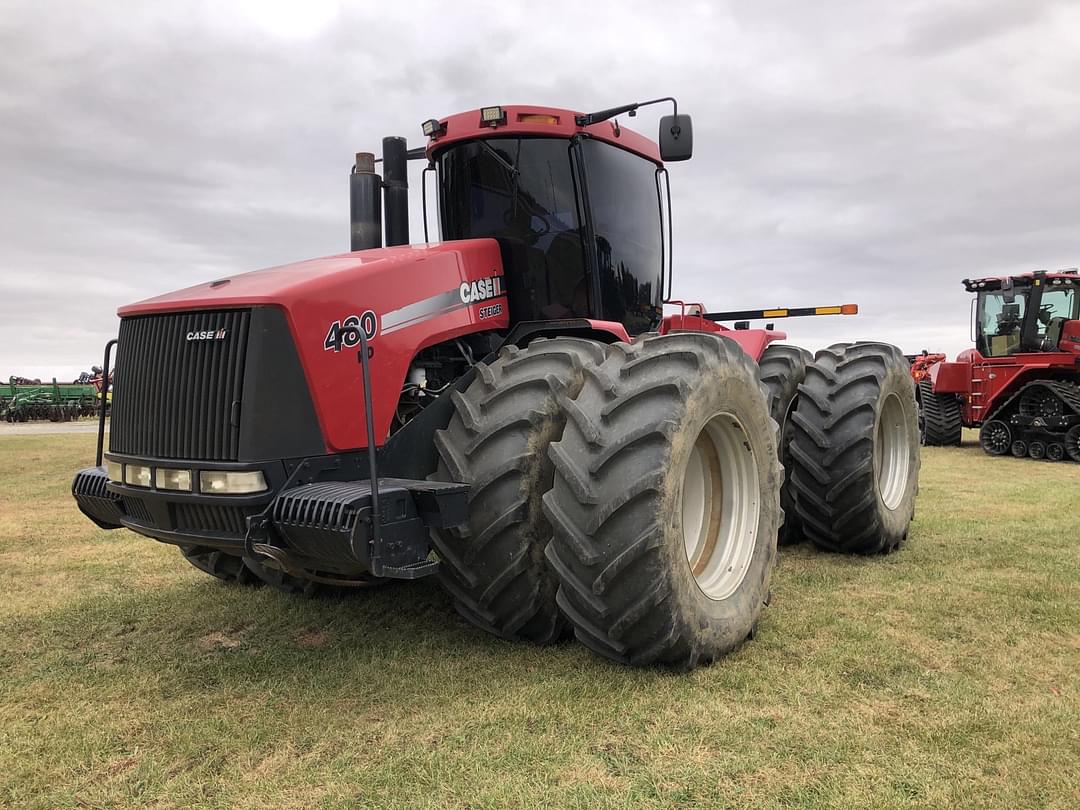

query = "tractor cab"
[
  {"left": 966, "top": 270, "right": 1080, "bottom": 357},
  {"left": 352, "top": 102, "right": 693, "bottom": 337}
]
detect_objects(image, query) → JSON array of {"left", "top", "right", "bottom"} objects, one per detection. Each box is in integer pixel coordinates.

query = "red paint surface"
[
  {"left": 659, "top": 307, "right": 784, "bottom": 362},
  {"left": 120, "top": 240, "right": 510, "bottom": 451},
  {"left": 930, "top": 349, "right": 1079, "bottom": 425},
  {"left": 425, "top": 106, "right": 662, "bottom": 165},
  {"left": 1060, "top": 320, "right": 1080, "bottom": 355}
]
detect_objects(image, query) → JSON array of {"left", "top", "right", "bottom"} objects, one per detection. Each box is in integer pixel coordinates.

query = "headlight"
[
  {"left": 105, "top": 460, "right": 123, "bottom": 482},
  {"left": 156, "top": 468, "right": 192, "bottom": 492},
  {"left": 124, "top": 464, "right": 152, "bottom": 488},
  {"left": 199, "top": 470, "right": 267, "bottom": 494}
]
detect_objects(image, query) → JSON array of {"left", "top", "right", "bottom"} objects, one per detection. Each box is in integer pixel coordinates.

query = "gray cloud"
[{"left": 2, "top": 0, "right": 1079, "bottom": 380}]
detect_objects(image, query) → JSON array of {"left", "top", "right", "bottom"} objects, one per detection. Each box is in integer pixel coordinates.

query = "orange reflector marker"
[
  {"left": 518, "top": 113, "right": 560, "bottom": 125},
  {"left": 841, "top": 304, "right": 859, "bottom": 315}
]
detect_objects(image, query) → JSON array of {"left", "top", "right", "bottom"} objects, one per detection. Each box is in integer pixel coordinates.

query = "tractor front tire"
[
  {"left": 789, "top": 343, "right": 920, "bottom": 555},
  {"left": 758, "top": 344, "right": 812, "bottom": 546},
  {"left": 428, "top": 337, "right": 608, "bottom": 644},
  {"left": 918, "top": 379, "right": 962, "bottom": 446},
  {"left": 542, "top": 333, "right": 782, "bottom": 668}
]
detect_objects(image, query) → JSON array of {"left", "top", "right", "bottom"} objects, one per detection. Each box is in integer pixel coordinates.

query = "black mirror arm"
[{"left": 576, "top": 97, "right": 678, "bottom": 128}]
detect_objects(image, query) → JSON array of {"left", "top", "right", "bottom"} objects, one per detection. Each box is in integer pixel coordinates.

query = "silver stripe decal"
[{"left": 381, "top": 289, "right": 465, "bottom": 334}]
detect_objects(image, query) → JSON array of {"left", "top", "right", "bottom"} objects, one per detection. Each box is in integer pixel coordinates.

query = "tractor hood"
[
  {"left": 114, "top": 239, "right": 509, "bottom": 453},
  {"left": 118, "top": 241, "right": 501, "bottom": 316}
]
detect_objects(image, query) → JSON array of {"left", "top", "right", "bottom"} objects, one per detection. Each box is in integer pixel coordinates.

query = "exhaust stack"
[
  {"left": 382, "top": 136, "right": 409, "bottom": 247},
  {"left": 349, "top": 152, "right": 382, "bottom": 251}
]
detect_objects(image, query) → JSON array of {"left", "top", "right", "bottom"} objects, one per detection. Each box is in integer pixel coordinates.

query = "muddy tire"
[
  {"left": 918, "top": 379, "right": 962, "bottom": 446},
  {"left": 542, "top": 333, "right": 782, "bottom": 668},
  {"left": 179, "top": 546, "right": 260, "bottom": 585},
  {"left": 758, "top": 344, "right": 812, "bottom": 546},
  {"left": 428, "top": 337, "right": 608, "bottom": 644},
  {"left": 789, "top": 342, "right": 920, "bottom": 555}
]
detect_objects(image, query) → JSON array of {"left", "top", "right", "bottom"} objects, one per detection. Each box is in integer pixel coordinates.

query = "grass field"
[{"left": 1, "top": 432, "right": 1077, "bottom": 809}]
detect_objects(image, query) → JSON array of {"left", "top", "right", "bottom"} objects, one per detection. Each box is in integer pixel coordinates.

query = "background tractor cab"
[{"left": 971, "top": 271, "right": 1080, "bottom": 357}]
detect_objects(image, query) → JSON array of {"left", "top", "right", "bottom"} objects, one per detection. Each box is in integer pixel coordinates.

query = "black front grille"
[
  {"left": 122, "top": 497, "right": 154, "bottom": 525},
  {"left": 173, "top": 503, "right": 254, "bottom": 536},
  {"left": 110, "top": 310, "right": 250, "bottom": 461}
]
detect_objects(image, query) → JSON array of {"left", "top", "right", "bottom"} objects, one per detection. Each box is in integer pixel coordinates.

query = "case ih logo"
[
  {"left": 186, "top": 328, "right": 228, "bottom": 342},
  {"left": 460, "top": 276, "right": 504, "bottom": 304}
]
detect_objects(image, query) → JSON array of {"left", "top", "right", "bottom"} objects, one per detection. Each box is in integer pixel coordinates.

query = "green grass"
[{"left": 1, "top": 432, "right": 1078, "bottom": 809}]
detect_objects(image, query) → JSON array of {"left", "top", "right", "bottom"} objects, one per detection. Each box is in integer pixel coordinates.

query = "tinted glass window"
[
  {"left": 978, "top": 291, "right": 1026, "bottom": 357},
  {"left": 582, "top": 140, "right": 663, "bottom": 334},
  {"left": 438, "top": 138, "right": 589, "bottom": 322},
  {"left": 1035, "top": 287, "right": 1077, "bottom": 336}
]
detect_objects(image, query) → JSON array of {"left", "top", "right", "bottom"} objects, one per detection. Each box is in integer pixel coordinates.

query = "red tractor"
[
  {"left": 72, "top": 100, "right": 920, "bottom": 668},
  {"left": 917, "top": 270, "right": 1080, "bottom": 460}
]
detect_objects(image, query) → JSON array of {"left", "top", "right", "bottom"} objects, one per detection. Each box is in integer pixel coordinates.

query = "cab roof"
[
  {"left": 963, "top": 269, "right": 1079, "bottom": 292},
  {"left": 422, "top": 105, "right": 662, "bottom": 165}
]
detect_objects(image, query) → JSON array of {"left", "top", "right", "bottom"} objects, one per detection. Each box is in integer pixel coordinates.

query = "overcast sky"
[{"left": 2, "top": 0, "right": 1079, "bottom": 380}]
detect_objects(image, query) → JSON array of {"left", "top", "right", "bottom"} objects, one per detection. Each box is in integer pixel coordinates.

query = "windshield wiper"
[{"left": 479, "top": 140, "right": 519, "bottom": 177}]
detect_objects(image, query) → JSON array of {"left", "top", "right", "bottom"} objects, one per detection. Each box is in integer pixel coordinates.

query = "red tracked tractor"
[
  {"left": 916, "top": 271, "right": 1080, "bottom": 461},
  {"left": 72, "top": 99, "right": 920, "bottom": 668}
]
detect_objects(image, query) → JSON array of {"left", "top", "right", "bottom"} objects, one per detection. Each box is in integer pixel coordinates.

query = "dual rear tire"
[{"left": 431, "top": 334, "right": 921, "bottom": 666}]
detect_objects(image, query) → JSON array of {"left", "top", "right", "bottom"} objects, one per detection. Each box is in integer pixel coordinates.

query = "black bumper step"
[
  {"left": 71, "top": 466, "right": 124, "bottom": 530},
  {"left": 270, "top": 477, "right": 468, "bottom": 579}
]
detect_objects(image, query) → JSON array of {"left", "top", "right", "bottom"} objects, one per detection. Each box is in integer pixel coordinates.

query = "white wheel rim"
[
  {"left": 680, "top": 413, "right": 759, "bottom": 601},
  {"left": 876, "top": 393, "right": 911, "bottom": 510}
]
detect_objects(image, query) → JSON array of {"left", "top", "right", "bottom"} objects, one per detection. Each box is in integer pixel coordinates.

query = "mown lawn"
[{"left": 1, "top": 432, "right": 1077, "bottom": 809}]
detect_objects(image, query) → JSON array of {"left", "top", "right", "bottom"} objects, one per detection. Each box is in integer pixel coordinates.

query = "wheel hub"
[
  {"left": 681, "top": 413, "right": 759, "bottom": 601},
  {"left": 875, "top": 393, "right": 912, "bottom": 511}
]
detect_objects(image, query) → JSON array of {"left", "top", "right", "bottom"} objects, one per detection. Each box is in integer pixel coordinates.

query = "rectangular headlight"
[
  {"left": 199, "top": 470, "right": 267, "bottom": 494},
  {"left": 105, "top": 460, "right": 123, "bottom": 482},
  {"left": 156, "top": 468, "right": 192, "bottom": 492},
  {"left": 124, "top": 464, "right": 152, "bottom": 488}
]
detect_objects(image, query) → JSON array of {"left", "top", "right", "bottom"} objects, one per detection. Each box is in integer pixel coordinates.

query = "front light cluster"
[{"left": 105, "top": 460, "right": 266, "bottom": 494}]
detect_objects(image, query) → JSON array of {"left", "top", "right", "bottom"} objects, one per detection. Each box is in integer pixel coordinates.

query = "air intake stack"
[{"left": 382, "top": 136, "right": 409, "bottom": 247}]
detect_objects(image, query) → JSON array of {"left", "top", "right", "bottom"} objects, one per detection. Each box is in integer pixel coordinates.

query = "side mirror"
[{"left": 659, "top": 114, "right": 693, "bottom": 162}]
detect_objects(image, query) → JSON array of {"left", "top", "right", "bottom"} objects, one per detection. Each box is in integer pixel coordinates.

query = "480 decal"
[{"left": 324, "top": 311, "right": 378, "bottom": 352}]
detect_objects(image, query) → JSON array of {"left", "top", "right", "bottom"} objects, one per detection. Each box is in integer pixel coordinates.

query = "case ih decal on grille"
[
  {"left": 186, "top": 328, "right": 229, "bottom": 341},
  {"left": 324, "top": 311, "right": 378, "bottom": 352}
]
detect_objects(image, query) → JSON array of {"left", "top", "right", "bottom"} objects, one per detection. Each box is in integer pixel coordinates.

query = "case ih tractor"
[
  {"left": 916, "top": 271, "right": 1080, "bottom": 461},
  {"left": 72, "top": 100, "right": 920, "bottom": 668}
]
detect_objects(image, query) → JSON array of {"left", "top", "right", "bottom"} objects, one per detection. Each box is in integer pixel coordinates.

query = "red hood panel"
[
  {"left": 116, "top": 239, "right": 510, "bottom": 452},
  {"left": 118, "top": 241, "right": 497, "bottom": 316}
]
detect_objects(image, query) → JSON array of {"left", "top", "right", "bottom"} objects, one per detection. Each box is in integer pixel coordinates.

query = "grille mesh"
[
  {"left": 173, "top": 503, "right": 253, "bottom": 536},
  {"left": 109, "top": 310, "right": 250, "bottom": 461}
]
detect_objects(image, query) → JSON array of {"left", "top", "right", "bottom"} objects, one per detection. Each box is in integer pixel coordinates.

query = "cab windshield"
[{"left": 977, "top": 291, "right": 1027, "bottom": 357}]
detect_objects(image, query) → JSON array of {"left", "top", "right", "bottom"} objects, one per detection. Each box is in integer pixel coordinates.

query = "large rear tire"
[
  {"left": 542, "top": 333, "right": 782, "bottom": 668},
  {"left": 758, "top": 344, "right": 812, "bottom": 546},
  {"left": 918, "top": 379, "right": 962, "bottom": 446},
  {"left": 428, "top": 337, "right": 608, "bottom": 644},
  {"left": 789, "top": 343, "right": 920, "bottom": 555}
]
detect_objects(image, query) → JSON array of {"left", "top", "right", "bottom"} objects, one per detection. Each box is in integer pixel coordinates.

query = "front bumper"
[{"left": 71, "top": 462, "right": 467, "bottom": 579}]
